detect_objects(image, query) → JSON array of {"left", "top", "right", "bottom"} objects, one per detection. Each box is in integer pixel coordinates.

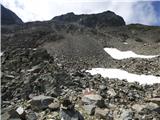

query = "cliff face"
[
  {"left": 52, "top": 11, "right": 125, "bottom": 27},
  {"left": 1, "top": 4, "right": 23, "bottom": 25}
]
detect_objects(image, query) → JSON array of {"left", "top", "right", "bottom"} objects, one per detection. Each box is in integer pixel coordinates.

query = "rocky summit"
[
  {"left": 1, "top": 4, "right": 23, "bottom": 25},
  {"left": 52, "top": 11, "right": 125, "bottom": 28},
  {"left": 1, "top": 6, "right": 160, "bottom": 120}
]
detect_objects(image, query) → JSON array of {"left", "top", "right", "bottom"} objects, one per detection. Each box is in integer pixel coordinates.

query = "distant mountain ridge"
[
  {"left": 52, "top": 11, "right": 125, "bottom": 28},
  {"left": 1, "top": 4, "right": 23, "bottom": 25}
]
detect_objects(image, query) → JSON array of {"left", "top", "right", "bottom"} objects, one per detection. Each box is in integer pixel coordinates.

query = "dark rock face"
[
  {"left": 1, "top": 4, "right": 23, "bottom": 25},
  {"left": 52, "top": 11, "right": 125, "bottom": 27}
]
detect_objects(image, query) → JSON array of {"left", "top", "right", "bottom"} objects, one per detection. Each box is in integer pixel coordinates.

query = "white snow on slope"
[
  {"left": 86, "top": 68, "right": 160, "bottom": 84},
  {"left": 104, "top": 48, "right": 159, "bottom": 60}
]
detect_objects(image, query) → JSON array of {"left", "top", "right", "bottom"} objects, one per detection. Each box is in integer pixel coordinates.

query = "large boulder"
[{"left": 30, "top": 95, "right": 54, "bottom": 111}]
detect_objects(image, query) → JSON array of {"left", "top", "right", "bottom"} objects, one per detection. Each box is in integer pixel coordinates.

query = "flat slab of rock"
[
  {"left": 95, "top": 108, "right": 109, "bottom": 118},
  {"left": 132, "top": 102, "right": 159, "bottom": 112},
  {"left": 48, "top": 102, "right": 60, "bottom": 111},
  {"left": 30, "top": 95, "right": 54, "bottom": 111},
  {"left": 82, "top": 94, "right": 102, "bottom": 105},
  {"left": 146, "top": 98, "right": 160, "bottom": 106}
]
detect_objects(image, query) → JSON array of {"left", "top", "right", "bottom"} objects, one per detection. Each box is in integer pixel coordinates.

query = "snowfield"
[
  {"left": 104, "top": 48, "right": 159, "bottom": 60},
  {"left": 88, "top": 47, "right": 160, "bottom": 84},
  {"left": 86, "top": 68, "right": 160, "bottom": 85}
]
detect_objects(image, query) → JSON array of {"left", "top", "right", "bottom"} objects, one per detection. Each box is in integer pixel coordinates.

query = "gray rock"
[
  {"left": 107, "top": 88, "right": 116, "bottom": 97},
  {"left": 16, "top": 106, "right": 26, "bottom": 119},
  {"left": 60, "top": 108, "right": 84, "bottom": 120},
  {"left": 147, "top": 98, "right": 160, "bottom": 106},
  {"left": 1, "top": 109, "right": 21, "bottom": 120},
  {"left": 95, "top": 108, "right": 109, "bottom": 118},
  {"left": 83, "top": 104, "right": 96, "bottom": 115},
  {"left": 132, "top": 102, "right": 159, "bottom": 112},
  {"left": 99, "top": 85, "right": 107, "bottom": 91},
  {"left": 30, "top": 95, "right": 54, "bottom": 111},
  {"left": 48, "top": 102, "right": 60, "bottom": 111},
  {"left": 26, "top": 110, "right": 38, "bottom": 120},
  {"left": 132, "top": 104, "right": 146, "bottom": 112},
  {"left": 120, "top": 109, "right": 134, "bottom": 120},
  {"left": 81, "top": 93, "right": 102, "bottom": 105},
  {"left": 96, "top": 100, "right": 106, "bottom": 108}
]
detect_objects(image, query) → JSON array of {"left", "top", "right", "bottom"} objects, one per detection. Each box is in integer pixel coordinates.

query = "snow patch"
[
  {"left": 104, "top": 48, "right": 159, "bottom": 60},
  {"left": 86, "top": 68, "right": 160, "bottom": 85},
  {"left": 0, "top": 52, "right": 4, "bottom": 56}
]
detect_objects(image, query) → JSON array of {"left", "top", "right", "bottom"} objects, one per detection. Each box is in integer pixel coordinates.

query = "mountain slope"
[{"left": 1, "top": 4, "right": 23, "bottom": 25}]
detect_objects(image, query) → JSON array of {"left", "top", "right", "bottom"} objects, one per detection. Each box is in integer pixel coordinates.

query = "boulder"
[
  {"left": 48, "top": 102, "right": 60, "bottom": 111},
  {"left": 120, "top": 109, "right": 134, "bottom": 120},
  {"left": 82, "top": 94, "right": 102, "bottom": 105},
  {"left": 26, "top": 110, "right": 38, "bottom": 120},
  {"left": 95, "top": 108, "right": 109, "bottom": 118},
  {"left": 16, "top": 106, "right": 26, "bottom": 119},
  {"left": 83, "top": 104, "right": 96, "bottom": 115},
  {"left": 30, "top": 95, "right": 54, "bottom": 111},
  {"left": 132, "top": 102, "right": 159, "bottom": 112},
  {"left": 107, "top": 88, "right": 116, "bottom": 97}
]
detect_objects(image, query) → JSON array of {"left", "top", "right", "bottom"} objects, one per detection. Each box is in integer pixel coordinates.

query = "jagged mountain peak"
[
  {"left": 52, "top": 10, "right": 125, "bottom": 27},
  {"left": 1, "top": 4, "right": 23, "bottom": 25}
]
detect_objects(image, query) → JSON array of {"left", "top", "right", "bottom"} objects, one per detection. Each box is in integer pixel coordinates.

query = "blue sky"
[
  {"left": 151, "top": 1, "right": 160, "bottom": 25},
  {"left": 1, "top": 0, "right": 160, "bottom": 26}
]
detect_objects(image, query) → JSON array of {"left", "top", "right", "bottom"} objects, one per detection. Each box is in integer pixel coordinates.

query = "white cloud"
[{"left": 1, "top": 0, "right": 159, "bottom": 25}]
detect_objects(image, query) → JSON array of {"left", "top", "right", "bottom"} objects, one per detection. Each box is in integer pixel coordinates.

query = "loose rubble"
[{"left": 1, "top": 48, "right": 160, "bottom": 120}]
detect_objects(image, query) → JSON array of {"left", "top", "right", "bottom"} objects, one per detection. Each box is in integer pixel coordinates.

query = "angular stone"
[
  {"left": 48, "top": 102, "right": 60, "bottom": 111},
  {"left": 60, "top": 109, "right": 84, "bottom": 120},
  {"left": 96, "top": 100, "right": 106, "bottom": 108},
  {"left": 132, "top": 104, "right": 146, "bottom": 112},
  {"left": 147, "top": 98, "right": 160, "bottom": 106},
  {"left": 30, "top": 95, "right": 54, "bottom": 111},
  {"left": 107, "top": 89, "right": 116, "bottom": 97},
  {"left": 82, "top": 94, "right": 102, "bottom": 105},
  {"left": 16, "top": 106, "right": 26, "bottom": 119},
  {"left": 2, "top": 109, "right": 21, "bottom": 120},
  {"left": 132, "top": 102, "right": 159, "bottom": 112},
  {"left": 83, "top": 104, "right": 96, "bottom": 115},
  {"left": 120, "top": 109, "right": 134, "bottom": 120},
  {"left": 95, "top": 108, "right": 109, "bottom": 118},
  {"left": 26, "top": 110, "right": 37, "bottom": 120}
]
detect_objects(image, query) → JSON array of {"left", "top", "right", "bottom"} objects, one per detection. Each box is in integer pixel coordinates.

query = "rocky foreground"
[{"left": 1, "top": 48, "right": 160, "bottom": 120}]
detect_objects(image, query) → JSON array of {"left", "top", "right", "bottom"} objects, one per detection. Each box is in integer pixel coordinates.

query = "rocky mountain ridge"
[
  {"left": 1, "top": 4, "right": 23, "bottom": 25},
  {"left": 1, "top": 6, "right": 160, "bottom": 120},
  {"left": 52, "top": 11, "right": 125, "bottom": 28}
]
